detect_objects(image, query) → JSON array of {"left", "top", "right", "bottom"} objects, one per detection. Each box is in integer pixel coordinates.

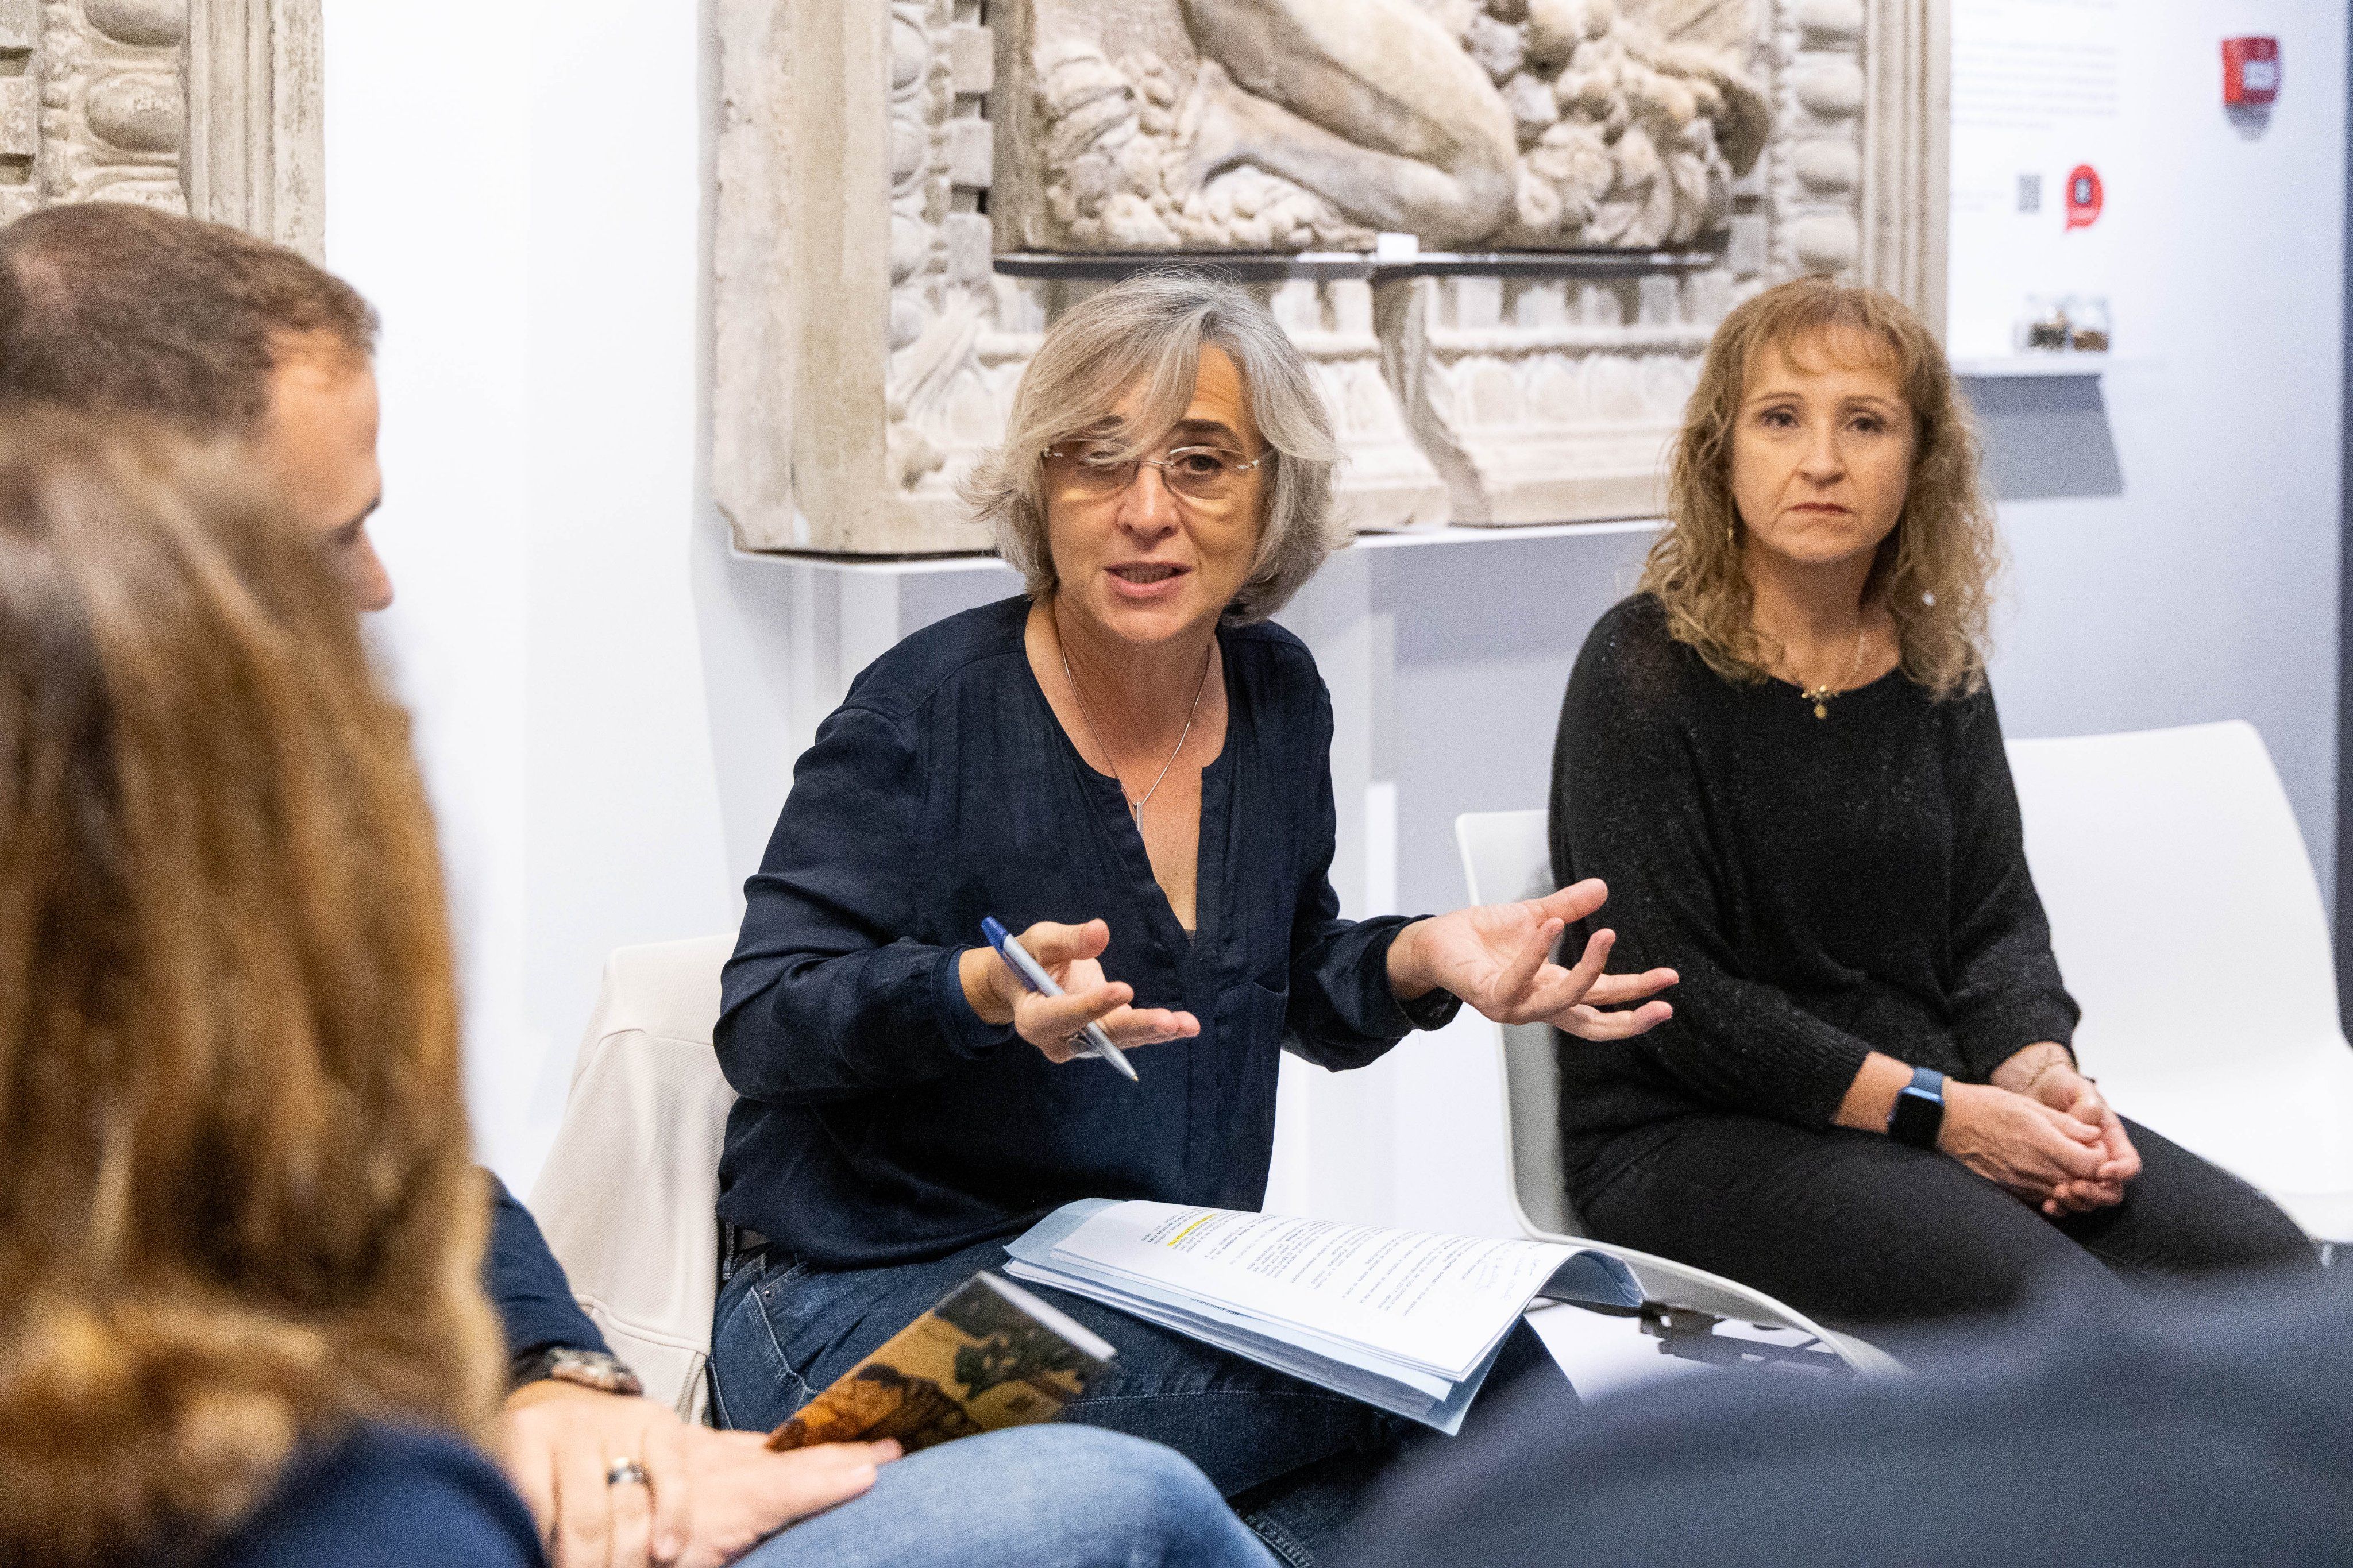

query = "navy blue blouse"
[
  {"left": 716, "top": 596, "right": 1456, "bottom": 1268},
  {"left": 485, "top": 1172, "right": 607, "bottom": 1364}
]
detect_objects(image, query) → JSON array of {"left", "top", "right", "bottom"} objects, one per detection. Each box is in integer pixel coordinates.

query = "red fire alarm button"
[{"left": 2223, "top": 37, "right": 2281, "bottom": 107}]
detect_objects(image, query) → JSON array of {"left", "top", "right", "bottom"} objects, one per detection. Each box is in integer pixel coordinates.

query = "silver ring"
[{"left": 606, "top": 1458, "right": 651, "bottom": 1489}]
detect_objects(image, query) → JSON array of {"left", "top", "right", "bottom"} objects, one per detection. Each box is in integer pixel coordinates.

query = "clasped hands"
[
  {"left": 1945, "top": 1043, "right": 2143, "bottom": 1215},
  {"left": 958, "top": 879, "right": 1678, "bottom": 1060}
]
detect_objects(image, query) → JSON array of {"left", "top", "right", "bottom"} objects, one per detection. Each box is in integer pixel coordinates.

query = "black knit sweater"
[{"left": 1549, "top": 594, "right": 2078, "bottom": 1146}]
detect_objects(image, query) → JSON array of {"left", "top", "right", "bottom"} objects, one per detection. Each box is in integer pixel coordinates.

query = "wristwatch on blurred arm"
[
  {"left": 1886, "top": 1065, "right": 1947, "bottom": 1150},
  {"left": 509, "top": 1345, "right": 645, "bottom": 1398}
]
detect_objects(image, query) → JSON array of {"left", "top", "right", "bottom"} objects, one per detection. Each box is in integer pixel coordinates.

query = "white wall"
[
  {"left": 1973, "top": 5, "right": 2344, "bottom": 895},
  {"left": 326, "top": 0, "right": 750, "bottom": 1184},
  {"left": 322, "top": 0, "right": 2346, "bottom": 1230}
]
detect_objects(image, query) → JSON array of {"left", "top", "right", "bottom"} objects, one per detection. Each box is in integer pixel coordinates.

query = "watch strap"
[
  {"left": 1886, "top": 1065, "right": 1947, "bottom": 1150},
  {"left": 509, "top": 1345, "right": 644, "bottom": 1398}
]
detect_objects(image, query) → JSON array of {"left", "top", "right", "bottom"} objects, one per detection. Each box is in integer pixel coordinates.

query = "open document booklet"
[{"left": 1006, "top": 1199, "right": 1642, "bottom": 1434}]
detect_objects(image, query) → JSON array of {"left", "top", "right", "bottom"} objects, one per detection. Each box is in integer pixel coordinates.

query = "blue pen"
[{"left": 982, "top": 916, "right": 1140, "bottom": 1082}]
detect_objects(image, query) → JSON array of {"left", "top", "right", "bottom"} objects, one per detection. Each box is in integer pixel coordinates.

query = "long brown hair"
[
  {"left": 1642, "top": 276, "right": 1999, "bottom": 697},
  {"left": 0, "top": 411, "right": 499, "bottom": 1565}
]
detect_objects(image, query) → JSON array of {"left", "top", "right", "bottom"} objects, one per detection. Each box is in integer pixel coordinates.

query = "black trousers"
[{"left": 1569, "top": 1112, "right": 2320, "bottom": 1330}]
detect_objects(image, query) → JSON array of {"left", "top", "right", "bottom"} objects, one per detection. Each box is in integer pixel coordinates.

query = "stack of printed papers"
[{"left": 1005, "top": 1199, "right": 1641, "bottom": 1432}]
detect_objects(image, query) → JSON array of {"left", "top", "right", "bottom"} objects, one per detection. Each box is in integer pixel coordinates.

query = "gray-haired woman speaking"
[{"left": 708, "top": 272, "right": 1675, "bottom": 1559}]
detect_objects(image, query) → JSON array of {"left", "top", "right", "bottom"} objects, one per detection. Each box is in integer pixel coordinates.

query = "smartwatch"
[{"left": 1885, "top": 1065, "right": 1947, "bottom": 1150}]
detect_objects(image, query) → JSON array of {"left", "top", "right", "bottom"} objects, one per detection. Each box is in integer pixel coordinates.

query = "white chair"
[
  {"left": 2008, "top": 721, "right": 2353, "bottom": 1247},
  {"left": 1455, "top": 810, "right": 1901, "bottom": 1377},
  {"left": 530, "top": 934, "right": 740, "bottom": 1420}
]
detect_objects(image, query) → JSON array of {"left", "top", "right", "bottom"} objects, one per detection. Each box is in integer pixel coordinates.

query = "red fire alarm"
[{"left": 2223, "top": 37, "right": 2281, "bottom": 106}]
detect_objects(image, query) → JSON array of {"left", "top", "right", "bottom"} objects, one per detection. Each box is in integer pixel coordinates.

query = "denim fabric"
[
  {"left": 734, "top": 1425, "right": 1276, "bottom": 1568},
  {"left": 712, "top": 1237, "right": 1571, "bottom": 1567}
]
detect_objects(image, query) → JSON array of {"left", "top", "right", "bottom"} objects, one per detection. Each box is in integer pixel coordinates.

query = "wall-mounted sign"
[
  {"left": 1948, "top": 0, "right": 2123, "bottom": 358},
  {"left": 2222, "top": 36, "right": 2281, "bottom": 107},
  {"left": 2065, "top": 164, "right": 2103, "bottom": 231}
]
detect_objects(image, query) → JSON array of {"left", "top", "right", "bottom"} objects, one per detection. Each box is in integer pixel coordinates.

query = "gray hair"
[{"left": 961, "top": 270, "right": 1344, "bottom": 624}]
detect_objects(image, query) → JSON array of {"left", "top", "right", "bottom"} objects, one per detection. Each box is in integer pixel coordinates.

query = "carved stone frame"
[
  {"left": 0, "top": 1, "right": 321, "bottom": 258},
  {"left": 715, "top": 0, "right": 1951, "bottom": 556},
  {"left": 185, "top": 0, "right": 326, "bottom": 257},
  {"left": 1861, "top": 0, "right": 1949, "bottom": 338}
]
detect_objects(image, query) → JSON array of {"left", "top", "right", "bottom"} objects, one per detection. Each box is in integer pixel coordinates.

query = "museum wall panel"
[
  {"left": 714, "top": 0, "right": 1950, "bottom": 554},
  {"left": 318, "top": 1, "right": 2344, "bottom": 1218},
  {"left": 0, "top": 0, "right": 321, "bottom": 252}
]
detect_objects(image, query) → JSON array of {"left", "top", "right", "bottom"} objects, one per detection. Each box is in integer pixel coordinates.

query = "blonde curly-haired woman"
[{"left": 1548, "top": 276, "right": 2317, "bottom": 1330}]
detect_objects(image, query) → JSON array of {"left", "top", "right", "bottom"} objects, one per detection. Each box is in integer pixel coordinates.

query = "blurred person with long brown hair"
[
  {"left": 1546, "top": 276, "right": 2316, "bottom": 1331},
  {"left": 0, "top": 411, "right": 538, "bottom": 1562},
  {"left": 0, "top": 199, "right": 758, "bottom": 1566}
]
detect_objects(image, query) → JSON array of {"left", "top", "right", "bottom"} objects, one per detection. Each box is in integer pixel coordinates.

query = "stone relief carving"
[
  {"left": 712, "top": 0, "right": 1949, "bottom": 555},
  {"left": 1001, "top": 0, "right": 1769, "bottom": 254},
  {"left": 1388, "top": 0, "right": 1900, "bottom": 524},
  {"left": 0, "top": 0, "right": 321, "bottom": 255}
]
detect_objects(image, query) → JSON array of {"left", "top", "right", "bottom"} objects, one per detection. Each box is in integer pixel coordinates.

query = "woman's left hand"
[
  {"left": 1993, "top": 1043, "right": 2141, "bottom": 1214},
  {"left": 1387, "top": 880, "right": 1677, "bottom": 1041}
]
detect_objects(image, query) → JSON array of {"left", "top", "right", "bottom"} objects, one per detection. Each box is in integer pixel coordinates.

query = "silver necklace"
[{"left": 1060, "top": 640, "right": 1214, "bottom": 822}]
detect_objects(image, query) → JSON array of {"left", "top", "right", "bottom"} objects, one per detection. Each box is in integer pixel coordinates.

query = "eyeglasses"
[{"left": 1043, "top": 442, "right": 1272, "bottom": 505}]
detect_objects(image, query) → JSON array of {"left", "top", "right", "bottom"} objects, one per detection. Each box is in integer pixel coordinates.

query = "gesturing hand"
[
  {"left": 495, "top": 1380, "right": 898, "bottom": 1567},
  {"left": 958, "top": 917, "right": 1201, "bottom": 1062},
  {"left": 1387, "top": 880, "right": 1677, "bottom": 1041},
  {"left": 1936, "top": 1082, "right": 2112, "bottom": 1214}
]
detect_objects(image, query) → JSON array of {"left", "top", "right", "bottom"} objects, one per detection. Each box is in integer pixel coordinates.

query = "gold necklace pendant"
[{"left": 1793, "top": 626, "right": 1866, "bottom": 722}]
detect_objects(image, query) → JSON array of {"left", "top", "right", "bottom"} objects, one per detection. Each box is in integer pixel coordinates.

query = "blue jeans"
[
  {"left": 711, "top": 1236, "right": 1570, "bottom": 1567},
  {"left": 732, "top": 1424, "right": 1275, "bottom": 1568}
]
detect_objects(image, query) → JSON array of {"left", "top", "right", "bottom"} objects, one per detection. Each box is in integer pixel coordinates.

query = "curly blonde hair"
[
  {"left": 0, "top": 412, "right": 500, "bottom": 1565},
  {"left": 1642, "top": 276, "right": 1999, "bottom": 697}
]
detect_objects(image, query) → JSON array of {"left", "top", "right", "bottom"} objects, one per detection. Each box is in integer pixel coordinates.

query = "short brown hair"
[
  {"left": 1643, "top": 276, "right": 1999, "bottom": 698},
  {"left": 0, "top": 410, "right": 497, "bottom": 1564},
  {"left": 959, "top": 270, "right": 1344, "bottom": 625},
  {"left": 0, "top": 203, "right": 379, "bottom": 436}
]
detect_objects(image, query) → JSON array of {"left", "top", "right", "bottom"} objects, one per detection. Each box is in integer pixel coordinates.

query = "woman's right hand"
[
  {"left": 1936, "top": 1081, "right": 2110, "bottom": 1213},
  {"left": 959, "top": 918, "right": 1201, "bottom": 1062}
]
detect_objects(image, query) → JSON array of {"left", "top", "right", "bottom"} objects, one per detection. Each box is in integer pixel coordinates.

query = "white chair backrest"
[
  {"left": 2008, "top": 722, "right": 2353, "bottom": 1197},
  {"left": 2008, "top": 721, "right": 2342, "bottom": 1067},
  {"left": 1454, "top": 816, "right": 1908, "bottom": 1370},
  {"left": 530, "top": 934, "right": 739, "bottom": 1422},
  {"left": 1455, "top": 809, "right": 1579, "bottom": 1238}
]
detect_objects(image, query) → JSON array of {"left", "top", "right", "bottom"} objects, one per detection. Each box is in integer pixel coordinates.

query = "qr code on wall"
[{"left": 2017, "top": 173, "right": 2042, "bottom": 214}]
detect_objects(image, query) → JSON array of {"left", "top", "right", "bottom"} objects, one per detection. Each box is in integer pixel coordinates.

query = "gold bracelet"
[{"left": 2018, "top": 1052, "right": 2071, "bottom": 1094}]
